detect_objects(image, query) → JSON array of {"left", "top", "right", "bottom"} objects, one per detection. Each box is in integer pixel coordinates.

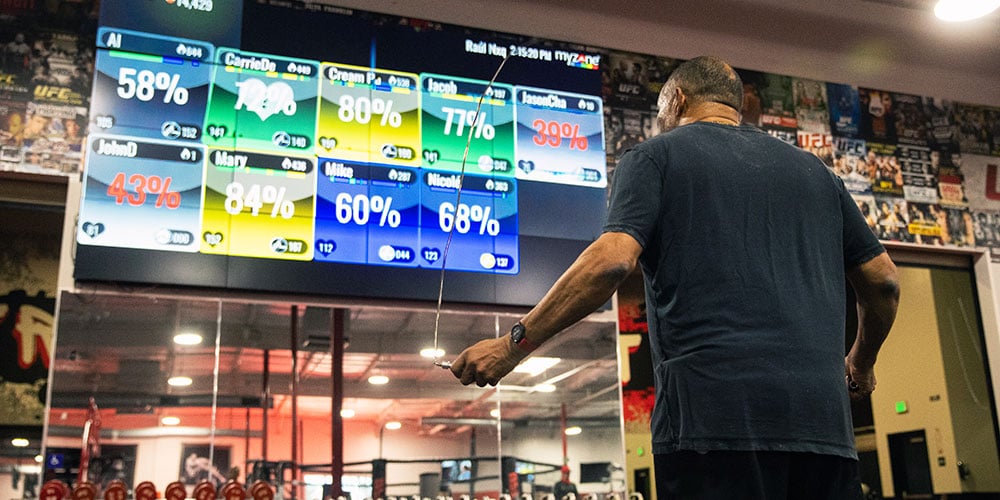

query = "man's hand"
[
  {"left": 845, "top": 355, "right": 876, "bottom": 402},
  {"left": 450, "top": 336, "right": 528, "bottom": 387}
]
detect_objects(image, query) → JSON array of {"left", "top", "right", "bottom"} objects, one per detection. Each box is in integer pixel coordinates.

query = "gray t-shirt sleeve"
[{"left": 603, "top": 147, "right": 663, "bottom": 249}]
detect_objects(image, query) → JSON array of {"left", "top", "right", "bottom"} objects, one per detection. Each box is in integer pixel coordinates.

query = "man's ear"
[{"left": 674, "top": 87, "right": 687, "bottom": 115}]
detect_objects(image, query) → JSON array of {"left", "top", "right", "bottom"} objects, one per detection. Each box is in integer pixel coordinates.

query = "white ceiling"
[{"left": 333, "top": 0, "right": 1000, "bottom": 104}]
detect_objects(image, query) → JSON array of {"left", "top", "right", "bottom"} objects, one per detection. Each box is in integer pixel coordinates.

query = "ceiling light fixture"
[
  {"left": 385, "top": 421, "right": 402, "bottom": 430},
  {"left": 419, "top": 347, "right": 446, "bottom": 358},
  {"left": 173, "top": 332, "right": 203, "bottom": 345},
  {"left": 533, "top": 383, "right": 557, "bottom": 393},
  {"left": 167, "top": 376, "right": 193, "bottom": 387},
  {"left": 564, "top": 426, "right": 583, "bottom": 436},
  {"left": 11, "top": 438, "right": 29, "bottom": 447},
  {"left": 368, "top": 375, "right": 390, "bottom": 385},
  {"left": 490, "top": 408, "right": 501, "bottom": 419},
  {"left": 934, "top": 0, "right": 1000, "bottom": 21},
  {"left": 513, "top": 357, "right": 561, "bottom": 376},
  {"left": 161, "top": 416, "right": 181, "bottom": 426},
  {"left": 340, "top": 408, "right": 356, "bottom": 418},
  {"left": 34, "top": 455, "right": 43, "bottom": 463}
]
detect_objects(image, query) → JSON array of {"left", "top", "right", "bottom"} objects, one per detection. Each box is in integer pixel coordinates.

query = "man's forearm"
[
  {"left": 520, "top": 233, "right": 640, "bottom": 344},
  {"left": 851, "top": 290, "right": 898, "bottom": 368},
  {"left": 847, "top": 252, "right": 900, "bottom": 369}
]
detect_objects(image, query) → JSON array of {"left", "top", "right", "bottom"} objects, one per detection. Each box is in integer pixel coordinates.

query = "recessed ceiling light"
[
  {"left": 384, "top": 421, "right": 402, "bottom": 430},
  {"left": 490, "top": 408, "right": 501, "bottom": 419},
  {"left": 934, "top": 0, "right": 1000, "bottom": 21},
  {"left": 419, "top": 347, "right": 446, "bottom": 358},
  {"left": 173, "top": 333, "right": 203, "bottom": 345},
  {"left": 340, "top": 408, "right": 356, "bottom": 418},
  {"left": 533, "top": 383, "right": 557, "bottom": 393},
  {"left": 167, "top": 376, "right": 193, "bottom": 387},
  {"left": 34, "top": 455, "right": 43, "bottom": 463},
  {"left": 513, "top": 357, "right": 561, "bottom": 376},
  {"left": 564, "top": 426, "right": 582, "bottom": 436},
  {"left": 11, "top": 438, "right": 29, "bottom": 448},
  {"left": 368, "top": 375, "right": 390, "bottom": 385},
  {"left": 161, "top": 416, "right": 181, "bottom": 426}
]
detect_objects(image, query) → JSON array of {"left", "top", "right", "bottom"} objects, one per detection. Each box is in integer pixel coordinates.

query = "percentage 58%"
[
  {"left": 224, "top": 182, "right": 295, "bottom": 219},
  {"left": 531, "top": 119, "right": 588, "bottom": 150},
  {"left": 439, "top": 202, "right": 501, "bottom": 236},
  {"left": 334, "top": 193, "right": 402, "bottom": 227},
  {"left": 106, "top": 173, "right": 181, "bottom": 208},
  {"left": 117, "top": 68, "right": 189, "bottom": 105},
  {"left": 338, "top": 95, "right": 402, "bottom": 128}
]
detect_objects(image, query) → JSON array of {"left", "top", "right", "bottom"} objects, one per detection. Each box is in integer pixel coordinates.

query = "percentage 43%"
[
  {"left": 334, "top": 193, "right": 402, "bottom": 227},
  {"left": 531, "top": 119, "right": 588, "bottom": 150},
  {"left": 224, "top": 182, "right": 295, "bottom": 219},
  {"left": 106, "top": 173, "right": 181, "bottom": 208},
  {"left": 117, "top": 68, "right": 189, "bottom": 105}
]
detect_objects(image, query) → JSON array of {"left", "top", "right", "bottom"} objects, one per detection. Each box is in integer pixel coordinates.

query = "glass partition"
[{"left": 46, "top": 291, "right": 624, "bottom": 500}]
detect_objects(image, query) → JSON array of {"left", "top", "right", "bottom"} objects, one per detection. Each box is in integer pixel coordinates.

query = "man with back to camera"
[{"left": 449, "top": 56, "right": 900, "bottom": 499}]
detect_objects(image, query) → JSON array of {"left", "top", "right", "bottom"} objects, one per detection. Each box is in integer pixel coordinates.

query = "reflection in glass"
[{"left": 46, "top": 292, "right": 624, "bottom": 500}]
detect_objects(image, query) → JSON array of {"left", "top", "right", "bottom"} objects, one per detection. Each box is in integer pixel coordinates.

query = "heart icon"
[
  {"left": 234, "top": 78, "right": 297, "bottom": 121},
  {"left": 518, "top": 159, "right": 535, "bottom": 174},
  {"left": 421, "top": 247, "right": 441, "bottom": 264},
  {"left": 82, "top": 222, "right": 105, "bottom": 238},
  {"left": 315, "top": 239, "right": 337, "bottom": 256},
  {"left": 203, "top": 232, "right": 224, "bottom": 246}
]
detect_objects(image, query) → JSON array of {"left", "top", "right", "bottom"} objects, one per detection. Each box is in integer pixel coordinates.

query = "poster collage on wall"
[{"left": 0, "top": 0, "right": 97, "bottom": 175}]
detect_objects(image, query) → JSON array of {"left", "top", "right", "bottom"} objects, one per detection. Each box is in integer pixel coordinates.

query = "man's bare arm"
[
  {"left": 450, "top": 231, "right": 642, "bottom": 386},
  {"left": 845, "top": 251, "right": 900, "bottom": 399}
]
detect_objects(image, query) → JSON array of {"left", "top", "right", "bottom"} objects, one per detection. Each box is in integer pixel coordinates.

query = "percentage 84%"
[{"left": 224, "top": 182, "right": 296, "bottom": 219}]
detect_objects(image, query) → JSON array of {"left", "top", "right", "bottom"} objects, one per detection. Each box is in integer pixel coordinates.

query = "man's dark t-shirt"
[{"left": 604, "top": 122, "right": 885, "bottom": 460}]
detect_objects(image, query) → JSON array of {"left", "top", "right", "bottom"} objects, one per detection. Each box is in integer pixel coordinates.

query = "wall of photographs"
[
  {"left": 2, "top": 1, "right": 1000, "bottom": 255},
  {"left": 601, "top": 52, "right": 1000, "bottom": 258}
]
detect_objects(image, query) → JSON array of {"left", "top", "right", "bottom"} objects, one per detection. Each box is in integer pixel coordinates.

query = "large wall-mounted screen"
[{"left": 73, "top": 0, "right": 608, "bottom": 306}]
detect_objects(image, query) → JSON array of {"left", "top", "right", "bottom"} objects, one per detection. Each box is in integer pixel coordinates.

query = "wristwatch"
[{"left": 510, "top": 321, "right": 540, "bottom": 353}]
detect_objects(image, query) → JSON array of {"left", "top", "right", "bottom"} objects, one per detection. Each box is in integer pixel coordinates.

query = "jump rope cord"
[{"left": 432, "top": 54, "right": 512, "bottom": 368}]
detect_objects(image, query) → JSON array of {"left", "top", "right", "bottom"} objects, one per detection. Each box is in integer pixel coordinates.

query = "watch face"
[{"left": 511, "top": 322, "right": 526, "bottom": 343}]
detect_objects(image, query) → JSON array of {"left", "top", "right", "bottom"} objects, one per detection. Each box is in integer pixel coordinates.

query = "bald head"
[{"left": 663, "top": 56, "right": 743, "bottom": 111}]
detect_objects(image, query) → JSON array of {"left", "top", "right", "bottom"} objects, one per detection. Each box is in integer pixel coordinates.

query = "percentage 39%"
[
  {"left": 531, "top": 119, "right": 588, "bottom": 150},
  {"left": 106, "top": 173, "right": 182, "bottom": 209},
  {"left": 117, "top": 68, "right": 189, "bottom": 105},
  {"left": 224, "top": 182, "right": 296, "bottom": 219},
  {"left": 338, "top": 95, "right": 403, "bottom": 128},
  {"left": 334, "top": 193, "right": 402, "bottom": 227}
]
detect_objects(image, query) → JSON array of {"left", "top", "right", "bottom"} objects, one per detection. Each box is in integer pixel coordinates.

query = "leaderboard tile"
[
  {"left": 91, "top": 29, "right": 214, "bottom": 142},
  {"left": 419, "top": 74, "right": 515, "bottom": 177},
  {"left": 313, "top": 160, "right": 420, "bottom": 267},
  {"left": 77, "top": 135, "right": 205, "bottom": 252},
  {"left": 200, "top": 149, "right": 316, "bottom": 260},
  {"left": 513, "top": 86, "right": 606, "bottom": 188},
  {"left": 418, "top": 170, "right": 518, "bottom": 273},
  {"left": 316, "top": 63, "right": 420, "bottom": 167},
  {"left": 203, "top": 49, "right": 318, "bottom": 154}
]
